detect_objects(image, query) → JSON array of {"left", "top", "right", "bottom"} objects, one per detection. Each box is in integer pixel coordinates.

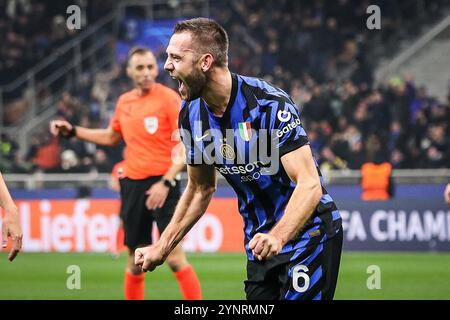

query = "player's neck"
[{"left": 202, "top": 68, "right": 232, "bottom": 117}]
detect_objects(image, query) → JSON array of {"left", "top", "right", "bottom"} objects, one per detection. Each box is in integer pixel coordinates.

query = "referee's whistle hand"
[
  {"left": 49, "top": 120, "right": 72, "bottom": 137},
  {"left": 249, "top": 233, "right": 282, "bottom": 261}
]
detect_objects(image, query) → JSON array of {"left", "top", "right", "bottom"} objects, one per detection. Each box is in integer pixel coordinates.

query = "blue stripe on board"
[{"left": 10, "top": 184, "right": 448, "bottom": 200}]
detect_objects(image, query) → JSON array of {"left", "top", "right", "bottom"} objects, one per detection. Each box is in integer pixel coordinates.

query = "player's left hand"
[
  {"left": 249, "top": 233, "right": 282, "bottom": 261},
  {"left": 134, "top": 244, "right": 166, "bottom": 272},
  {"left": 1, "top": 206, "right": 23, "bottom": 262},
  {"left": 145, "top": 181, "right": 169, "bottom": 210}
]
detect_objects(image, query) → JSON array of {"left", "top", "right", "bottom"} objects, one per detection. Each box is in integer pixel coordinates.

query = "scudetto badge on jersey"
[
  {"left": 238, "top": 121, "right": 252, "bottom": 141},
  {"left": 144, "top": 117, "right": 158, "bottom": 134}
]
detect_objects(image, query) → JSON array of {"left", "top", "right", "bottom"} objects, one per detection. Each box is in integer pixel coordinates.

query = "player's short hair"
[
  {"left": 174, "top": 17, "right": 229, "bottom": 67},
  {"left": 127, "top": 46, "right": 153, "bottom": 66}
]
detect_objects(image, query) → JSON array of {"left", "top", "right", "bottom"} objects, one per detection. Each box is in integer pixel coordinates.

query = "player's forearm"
[
  {"left": 162, "top": 162, "right": 186, "bottom": 181},
  {"left": 157, "top": 182, "right": 215, "bottom": 256},
  {"left": 74, "top": 126, "right": 120, "bottom": 146},
  {"left": 0, "top": 173, "right": 17, "bottom": 212},
  {"left": 269, "top": 181, "right": 322, "bottom": 247}
]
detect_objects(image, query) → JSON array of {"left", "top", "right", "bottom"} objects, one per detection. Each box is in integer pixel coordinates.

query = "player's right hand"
[
  {"left": 1, "top": 206, "right": 23, "bottom": 262},
  {"left": 249, "top": 233, "right": 282, "bottom": 261},
  {"left": 134, "top": 245, "right": 166, "bottom": 272},
  {"left": 49, "top": 120, "right": 73, "bottom": 137}
]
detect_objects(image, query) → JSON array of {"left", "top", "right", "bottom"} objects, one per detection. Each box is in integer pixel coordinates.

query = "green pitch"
[{"left": 0, "top": 252, "right": 449, "bottom": 300}]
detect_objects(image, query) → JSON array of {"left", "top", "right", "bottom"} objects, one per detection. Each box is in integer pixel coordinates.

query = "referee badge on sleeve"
[{"left": 144, "top": 117, "right": 158, "bottom": 134}]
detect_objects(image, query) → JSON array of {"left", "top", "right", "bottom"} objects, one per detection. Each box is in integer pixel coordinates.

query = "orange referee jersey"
[{"left": 110, "top": 83, "right": 181, "bottom": 179}]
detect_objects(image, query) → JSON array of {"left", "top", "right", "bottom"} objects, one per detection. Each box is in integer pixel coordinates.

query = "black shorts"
[
  {"left": 119, "top": 176, "right": 180, "bottom": 249},
  {"left": 245, "top": 228, "right": 343, "bottom": 300}
]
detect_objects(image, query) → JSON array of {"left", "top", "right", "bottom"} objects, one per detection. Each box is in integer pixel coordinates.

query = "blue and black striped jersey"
[{"left": 179, "top": 73, "right": 342, "bottom": 260}]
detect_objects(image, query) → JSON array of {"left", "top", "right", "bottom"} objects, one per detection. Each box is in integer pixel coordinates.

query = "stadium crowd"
[
  {"left": 0, "top": 0, "right": 449, "bottom": 174},
  {"left": 0, "top": 0, "right": 114, "bottom": 127},
  {"left": 0, "top": 0, "right": 114, "bottom": 86}
]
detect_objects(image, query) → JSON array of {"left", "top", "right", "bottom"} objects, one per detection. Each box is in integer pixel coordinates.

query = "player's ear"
[
  {"left": 126, "top": 66, "right": 132, "bottom": 78},
  {"left": 154, "top": 61, "right": 159, "bottom": 76},
  {"left": 201, "top": 53, "right": 214, "bottom": 72}
]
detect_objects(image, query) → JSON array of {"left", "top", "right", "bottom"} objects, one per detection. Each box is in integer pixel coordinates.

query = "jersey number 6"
[{"left": 292, "top": 265, "right": 310, "bottom": 293}]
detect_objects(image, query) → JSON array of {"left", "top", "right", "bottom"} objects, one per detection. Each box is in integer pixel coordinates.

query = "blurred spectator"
[
  {"left": 60, "top": 149, "right": 79, "bottom": 172},
  {"left": 29, "top": 131, "right": 61, "bottom": 172},
  {"left": 360, "top": 134, "right": 394, "bottom": 201},
  {"left": 0, "top": 133, "right": 19, "bottom": 172},
  {"left": 0, "top": 0, "right": 85, "bottom": 86},
  {"left": 420, "top": 123, "right": 449, "bottom": 168},
  {"left": 0, "top": 0, "right": 114, "bottom": 127},
  {"left": 93, "top": 149, "right": 113, "bottom": 173}
]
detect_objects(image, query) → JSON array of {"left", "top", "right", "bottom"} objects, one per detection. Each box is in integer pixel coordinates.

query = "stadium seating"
[{"left": 0, "top": 0, "right": 449, "bottom": 173}]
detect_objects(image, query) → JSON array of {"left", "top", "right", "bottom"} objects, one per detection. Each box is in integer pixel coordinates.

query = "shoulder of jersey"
[
  {"left": 239, "top": 74, "right": 286, "bottom": 97},
  {"left": 156, "top": 83, "right": 181, "bottom": 100},
  {"left": 239, "top": 74, "right": 266, "bottom": 89},
  {"left": 117, "top": 89, "right": 137, "bottom": 104}
]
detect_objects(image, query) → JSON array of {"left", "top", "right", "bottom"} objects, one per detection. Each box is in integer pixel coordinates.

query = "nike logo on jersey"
[{"left": 195, "top": 133, "right": 209, "bottom": 141}]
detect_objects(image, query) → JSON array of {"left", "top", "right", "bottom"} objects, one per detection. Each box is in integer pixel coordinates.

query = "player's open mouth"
[
  {"left": 171, "top": 75, "right": 186, "bottom": 95},
  {"left": 177, "top": 79, "right": 186, "bottom": 94}
]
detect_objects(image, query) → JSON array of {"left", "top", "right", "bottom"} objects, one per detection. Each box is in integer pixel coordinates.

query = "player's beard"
[{"left": 183, "top": 68, "right": 207, "bottom": 102}]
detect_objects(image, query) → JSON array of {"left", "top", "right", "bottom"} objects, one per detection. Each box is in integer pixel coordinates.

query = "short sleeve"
[
  {"left": 269, "top": 100, "right": 309, "bottom": 158},
  {"left": 109, "top": 97, "right": 122, "bottom": 134}
]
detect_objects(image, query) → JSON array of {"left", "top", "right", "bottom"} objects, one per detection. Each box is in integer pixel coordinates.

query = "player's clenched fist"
[
  {"left": 249, "top": 233, "right": 282, "bottom": 261},
  {"left": 134, "top": 245, "right": 166, "bottom": 272},
  {"left": 49, "top": 120, "right": 76, "bottom": 138}
]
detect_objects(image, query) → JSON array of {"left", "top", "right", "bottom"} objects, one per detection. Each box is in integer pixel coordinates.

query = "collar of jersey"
[{"left": 202, "top": 72, "right": 238, "bottom": 132}]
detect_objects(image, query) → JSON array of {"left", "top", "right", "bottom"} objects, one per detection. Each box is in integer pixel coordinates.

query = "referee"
[{"left": 50, "top": 47, "right": 202, "bottom": 300}]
